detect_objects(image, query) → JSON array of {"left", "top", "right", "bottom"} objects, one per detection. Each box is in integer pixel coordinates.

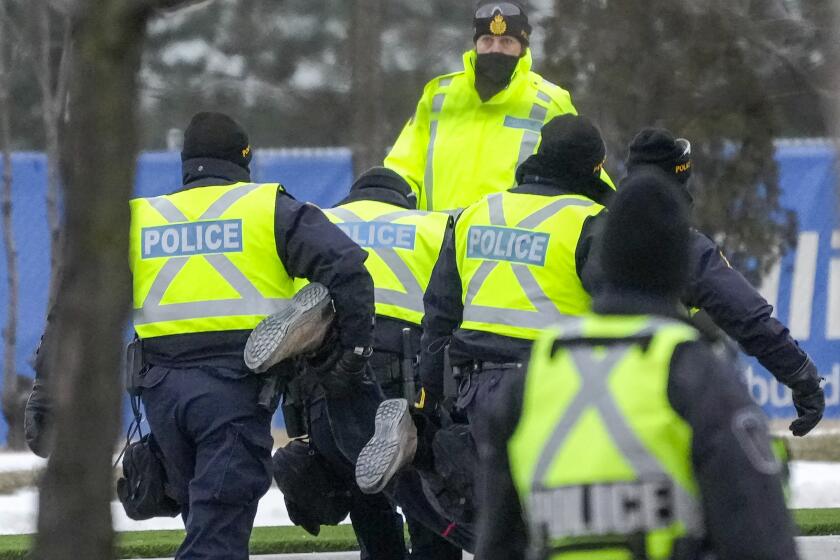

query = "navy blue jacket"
[
  {"left": 139, "top": 157, "right": 375, "bottom": 374},
  {"left": 419, "top": 176, "right": 808, "bottom": 398}
]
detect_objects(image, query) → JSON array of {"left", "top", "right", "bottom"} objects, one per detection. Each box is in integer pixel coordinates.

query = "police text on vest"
[
  {"left": 467, "top": 226, "right": 549, "bottom": 266},
  {"left": 141, "top": 219, "right": 243, "bottom": 258},
  {"left": 337, "top": 222, "right": 416, "bottom": 250}
]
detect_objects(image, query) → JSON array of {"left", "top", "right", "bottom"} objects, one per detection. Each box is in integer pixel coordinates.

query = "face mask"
[{"left": 474, "top": 52, "right": 519, "bottom": 102}]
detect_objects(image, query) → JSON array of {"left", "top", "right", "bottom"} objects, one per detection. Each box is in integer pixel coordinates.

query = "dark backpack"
[
  {"left": 272, "top": 438, "right": 352, "bottom": 536},
  {"left": 419, "top": 422, "right": 478, "bottom": 525},
  {"left": 117, "top": 433, "right": 180, "bottom": 521}
]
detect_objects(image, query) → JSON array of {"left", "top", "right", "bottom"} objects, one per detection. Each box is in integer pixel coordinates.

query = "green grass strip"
[
  {"left": 0, "top": 525, "right": 359, "bottom": 560},
  {"left": 0, "top": 511, "right": 837, "bottom": 559},
  {"left": 793, "top": 508, "right": 840, "bottom": 536}
]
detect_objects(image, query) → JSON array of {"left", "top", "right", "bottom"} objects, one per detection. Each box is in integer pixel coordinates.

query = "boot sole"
[
  {"left": 244, "top": 282, "right": 334, "bottom": 373},
  {"left": 355, "top": 398, "right": 417, "bottom": 495}
]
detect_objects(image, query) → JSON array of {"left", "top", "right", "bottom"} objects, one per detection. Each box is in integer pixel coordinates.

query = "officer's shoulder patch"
[{"left": 731, "top": 408, "right": 781, "bottom": 476}]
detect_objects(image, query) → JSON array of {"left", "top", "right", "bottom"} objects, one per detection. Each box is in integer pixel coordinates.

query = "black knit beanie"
[
  {"left": 626, "top": 128, "right": 692, "bottom": 184},
  {"left": 343, "top": 167, "right": 417, "bottom": 209},
  {"left": 473, "top": 1, "right": 531, "bottom": 48},
  {"left": 516, "top": 114, "right": 606, "bottom": 182},
  {"left": 181, "top": 112, "right": 253, "bottom": 171},
  {"left": 602, "top": 167, "right": 691, "bottom": 297}
]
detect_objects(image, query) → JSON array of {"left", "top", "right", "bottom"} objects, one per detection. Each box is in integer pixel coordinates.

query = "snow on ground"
[
  {"left": 1, "top": 459, "right": 838, "bottom": 535},
  {"left": 0, "top": 452, "right": 46, "bottom": 473},
  {"left": 791, "top": 462, "right": 840, "bottom": 509},
  {"left": 0, "top": 487, "right": 293, "bottom": 535}
]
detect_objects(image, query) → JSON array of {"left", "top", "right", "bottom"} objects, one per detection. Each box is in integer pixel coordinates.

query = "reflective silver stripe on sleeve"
[
  {"left": 514, "top": 88, "right": 553, "bottom": 166},
  {"left": 529, "top": 103, "right": 548, "bottom": 123},
  {"left": 424, "top": 120, "right": 439, "bottom": 211},
  {"left": 517, "top": 130, "right": 540, "bottom": 166},
  {"left": 432, "top": 94, "right": 446, "bottom": 113},
  {"left": 439, "top": 77, "right": 453, "bottom": 87}
]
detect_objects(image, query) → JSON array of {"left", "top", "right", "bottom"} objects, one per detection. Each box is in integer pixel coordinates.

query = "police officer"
[
  {"left": 614, "top": 128, "right": 825, "bottom": 437},
  {"left": 385, "top": 1, "right": 611, "bottom": 211},
  {"left": 356, "top": 114, "right": 612, "bottom": 498},
  {"left": 475, "top": 169, "right": 799, "bottom": 560},
  {"left": 324, "top": 168, "right": 468, "bottom": 558},
  {"left": 127, "top": 112, "right": 375, "bottom": 560},
  {"left": 355, "top": 114, "right": 823, "bottom": 498}
]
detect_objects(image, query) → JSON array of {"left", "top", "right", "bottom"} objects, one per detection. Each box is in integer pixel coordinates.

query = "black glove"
[
  {"left": 783, "top": 358, "right": 824, "bottom": 437},
  {"left": 25, "top": 379, "right": 53, "bottom": 458},
  {"left": 320, "top": 347, "right": 372, "bottom": 397}
]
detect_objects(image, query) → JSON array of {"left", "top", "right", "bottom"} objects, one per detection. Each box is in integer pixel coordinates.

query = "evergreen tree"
[{"left": 542, "top": 0, "right": 807, "bottom": 283}]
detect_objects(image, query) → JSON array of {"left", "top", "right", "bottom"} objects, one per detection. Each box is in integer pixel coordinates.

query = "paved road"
[{"left": 132, "top": 537, "right": 840, "bottom": 559}]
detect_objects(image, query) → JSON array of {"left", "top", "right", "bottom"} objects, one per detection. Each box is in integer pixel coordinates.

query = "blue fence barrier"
[{"left": 0, "top": 142, "right": 837, "bottom": 442}]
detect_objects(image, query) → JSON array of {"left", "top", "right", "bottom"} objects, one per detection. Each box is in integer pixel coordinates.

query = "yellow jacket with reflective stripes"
[
  {"left": 509, "top": 315, "right": 703, "bottom": 559},
  {"left": 385, "top": 50, "right": 580, "bottom": 211},
  {"left": 129, "top": 182, "right": 296, "bottom": 339},
  {"left": 454, "top": 191, "right": 603, "bottom": 340},
  {"left": 323, "top": 200, "right": 450, "bottom": 326}
]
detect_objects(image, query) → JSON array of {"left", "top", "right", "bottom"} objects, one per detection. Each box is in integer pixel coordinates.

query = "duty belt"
[{"left": 453, "top": 361, "right": 523, "bottom": 375}]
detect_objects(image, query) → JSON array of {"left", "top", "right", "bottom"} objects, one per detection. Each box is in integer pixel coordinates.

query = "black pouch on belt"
[
  {"left": 117, "top": 433, "right": 181, "bottom": 520},
  {"left": 124, "top": 338, "right": 144, "bottom": 397}
]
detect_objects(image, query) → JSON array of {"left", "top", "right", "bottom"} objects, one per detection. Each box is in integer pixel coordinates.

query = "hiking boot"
[
  {"left": 244, "top": 282, "right": 334, "bottom": 373},
  {"left": 355, "top": 398, "right": 417, "bottom": 494}
]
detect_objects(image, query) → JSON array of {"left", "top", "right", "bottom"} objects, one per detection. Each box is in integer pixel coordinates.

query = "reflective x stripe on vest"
[
  {"left": 510, "top": 317, "right": 704, "bottom": 559},
  {"left": 326, "top": 202, "right": 448, "bottom": 325},
  {"left": 458, "top": 193, "right": 598, "bottom": 339},
  {"left": 130, "top": 183, "right": 295, "bottom": 338}
]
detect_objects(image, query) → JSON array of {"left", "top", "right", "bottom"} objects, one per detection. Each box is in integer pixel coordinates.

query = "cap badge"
[
  {"left": 490, "top": 13, "right": 507, "bottom": 36},
  {"left": 242, "top": 145, "right": 251, "bottom": 157}
]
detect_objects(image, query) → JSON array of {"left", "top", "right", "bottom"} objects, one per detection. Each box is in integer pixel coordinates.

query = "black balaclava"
[
  {"left": 626, "top": 127, "right": 693, "bottom": 204},
  {"left": 181, "top": 112, "right": 253, "bottom": 172},
  {"left": 473, "top": 1, "right": 531, "bottom": 102},
  {"left": 340, "top": 167, "right": 417, "bottom": 209},
  {"left": 602, "top": 167, "right": 691, "bottom": 299},
  {"left": 474, "top": 54, "right": 520, "bottom": 102}
]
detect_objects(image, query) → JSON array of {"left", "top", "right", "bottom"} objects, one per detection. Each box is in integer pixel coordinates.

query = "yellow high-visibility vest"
[
  {"left": 454, "top": 191, "right": 603, "bottom": 340},
  {"left": 385, "top": 49, "right": 598, "bottom": 211},
  {"left": 129, "top": 182, "right": 296, "bottom": 338},
  {"left": 324, "top": 200, "right": 450, "bottom": 325},
  {"left": 509, "top": 315, "right": 703, "bottom": 559}
]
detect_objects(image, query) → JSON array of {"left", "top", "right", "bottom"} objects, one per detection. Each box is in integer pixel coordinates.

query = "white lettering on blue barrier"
[
  {"left": 142, "top": 219, "right": 243, "bottom": 258},
  {"left": 337, "top": 222, "right": 416, "bottom": 250},
  {"left": 466, "top": 226, "right": 549, "bottom": 266},
  {"left": 745, "top": 363, "right": 840, "bottom": 417}
]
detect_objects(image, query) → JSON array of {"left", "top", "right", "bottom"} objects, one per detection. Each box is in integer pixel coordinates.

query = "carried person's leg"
[{"left": 309, "top": 397, "right": 407, "bottom": 560}]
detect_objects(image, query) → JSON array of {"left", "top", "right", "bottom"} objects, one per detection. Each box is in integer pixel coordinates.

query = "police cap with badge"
[{"left": 473, "top": 1, "right": 532, "bottom": 47}]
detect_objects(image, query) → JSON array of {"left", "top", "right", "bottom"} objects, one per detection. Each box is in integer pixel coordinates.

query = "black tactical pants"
[{"left": 141, "top": 366, "right": 273, "bottom": 560}]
